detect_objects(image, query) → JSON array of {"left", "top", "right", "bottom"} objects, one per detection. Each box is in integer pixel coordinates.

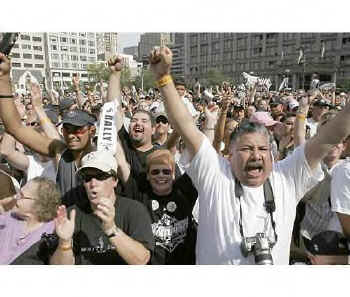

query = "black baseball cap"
[
  {"left": 59, "top": 98, "right": 75, "bottom": 112},
  {"left": 61, "top": 110, "right": 96, "bottom": 127},
  {"left": 233, "top": 104, "right": 244, "bottom": 110},
  {"left": 313, "top": 99, "right": 332, "bottom": 108}
]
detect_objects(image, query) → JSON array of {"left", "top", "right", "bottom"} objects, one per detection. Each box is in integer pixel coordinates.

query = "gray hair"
[{"left": 229, "top": 120, "right": 272, "bottom": 147}]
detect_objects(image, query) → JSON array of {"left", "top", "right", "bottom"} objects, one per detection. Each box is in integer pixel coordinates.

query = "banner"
[{"left": 97, "top": 101, "right": 118, "bottom": 155}]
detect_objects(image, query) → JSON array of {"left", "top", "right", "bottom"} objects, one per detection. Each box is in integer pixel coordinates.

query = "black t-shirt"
[
  {"left": 69, "top": 196, "right": 155, "bottom": 265},
  {"left": 127, "top": 172, "right": 198, "bottom": 264}
]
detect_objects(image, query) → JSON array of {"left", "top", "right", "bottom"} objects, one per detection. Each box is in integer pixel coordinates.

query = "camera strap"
[{"left": 235, "top": 177, "right": 278, "bottom": 245}]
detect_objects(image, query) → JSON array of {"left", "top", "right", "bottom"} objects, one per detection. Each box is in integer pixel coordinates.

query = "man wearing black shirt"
[{"left": 50, "top": 150, "right": 154, "bottom": 265}]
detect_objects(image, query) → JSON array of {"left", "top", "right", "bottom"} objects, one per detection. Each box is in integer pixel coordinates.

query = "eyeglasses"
[
  {"left": 27, "top": 122, "right": 39, "bottom": 127},
  {"left": 156, "top": 117, "right": 168, "bottom": 124},
  {"left": 15, "top": 191, "right": 36, "bottom": 201},
  {"left": 80, "top": 171, "right": 114, "bottom": 183},
  {"left": 150, "top": 169, "right": 172, "bottom": 176},
  {"left": 62, "top": 125, "right": 89, "bottom": 135}
]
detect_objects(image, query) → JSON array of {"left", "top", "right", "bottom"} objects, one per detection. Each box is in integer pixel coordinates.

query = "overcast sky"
[{"left": 118, "top": 33, "right": 142, "bottom": 53}]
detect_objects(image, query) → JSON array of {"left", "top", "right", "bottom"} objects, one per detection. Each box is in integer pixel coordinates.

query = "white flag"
[
  {"left": 279, "top": 77, "right": 289, "bottom": 91},
  {"left": 297, "top": 47, "right": 304, "bottom": 65},
  {"left": 97, "top": 101, "right": 118, "bottom": 155}
]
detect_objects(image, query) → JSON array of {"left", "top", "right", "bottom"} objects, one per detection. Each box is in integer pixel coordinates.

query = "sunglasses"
[
  {"left": 62, "top": 125, "right": 89, "bottom": 135},
  {"left": 156, "top": 117, "right": 168, "bottom": 124},
  {"left": 80, "top": 171, "right": 114, "bottom": 183},
  {"left": 27, "top": 122, "right": 39, "bottom": 127},
  {"left": 150, "top": 169, "right": 172, "bottom": 176}
]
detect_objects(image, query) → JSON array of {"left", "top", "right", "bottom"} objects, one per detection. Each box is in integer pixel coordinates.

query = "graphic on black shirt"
[{"left": 151, "top": 206, "right": 189, "bottom": 253}]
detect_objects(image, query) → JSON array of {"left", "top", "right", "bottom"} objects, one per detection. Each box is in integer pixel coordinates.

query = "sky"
[{"left": 117, "top": 33, "right": 142, "bottom": 53}]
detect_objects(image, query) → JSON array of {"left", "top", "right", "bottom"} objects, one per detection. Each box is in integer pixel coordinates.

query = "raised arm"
[
  {"left": 106, "top": 55, "right": 124, "bottom": 132},
  {"left": 202, "top": 104, "right": 219, "bottom": 144},
  {"left": 294, "top": 96, "right": 310, "bottom": 147},
  {"left": 213, "top": 94, "right": 230, "bottom": 153},
  {"left": 0, "top": 53, "right": 65, "bottom": 157},
  {"left": 72, "top": 74, "right": 83, "bottom": 109},
  {"left": 31, "top": 84, "right": 61, "bottom": 141},
  {"left": 305, "top": 100, "right": 350, "bottom": 170},
  {"left": 0, "top": 132, "right": 29, "bottom": 171},
  {"left": 149, "top": 47, "right": 204, "bottom": 160}
]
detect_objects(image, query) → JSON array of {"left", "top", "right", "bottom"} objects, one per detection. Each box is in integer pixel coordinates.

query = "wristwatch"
[{"left": 106, "top": 226, "right": 121, "bottom": 239}]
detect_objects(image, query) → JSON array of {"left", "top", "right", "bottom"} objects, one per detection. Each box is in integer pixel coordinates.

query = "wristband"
[
  {"left": 40, "top": 117, "right": 51, "bottom": 124},
  {"left": 0, "top": 95, "right": 14, "bottom": 98},
  {"left": 59, "top": 241, "right": 73, "bottom": 251},
  {"left": 156, "top": 75, "right": 172, "bottom": 88},
  {"left": 106, "top": 226, "right": 121, "bottom": 239},
  {"left": 296, "top": 114, "right": 306, "bottom": 121}
]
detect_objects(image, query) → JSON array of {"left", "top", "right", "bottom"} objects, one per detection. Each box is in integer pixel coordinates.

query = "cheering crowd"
[{"left": 1, "top": 46, "right": 350, "bottom": 265}]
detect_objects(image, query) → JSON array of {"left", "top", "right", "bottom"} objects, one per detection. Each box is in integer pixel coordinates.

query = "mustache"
[{"left": 245, "top": 162, "right": 263, "bottom": 170}]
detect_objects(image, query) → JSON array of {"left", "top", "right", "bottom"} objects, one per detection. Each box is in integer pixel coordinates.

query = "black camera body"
[{"left": 240, "top": 232, "right": 274, "bottom": 265}]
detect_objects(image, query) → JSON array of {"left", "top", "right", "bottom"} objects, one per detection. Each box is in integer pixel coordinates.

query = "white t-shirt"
[
  {"left": 180, "top": 136, "right": 323, "bottom": 265},
  {"left": 331, "top": 159, "right": 350, "bottom": 217},
  {"left": 27, "top": 155, "right": 56, "bottom": 182}
]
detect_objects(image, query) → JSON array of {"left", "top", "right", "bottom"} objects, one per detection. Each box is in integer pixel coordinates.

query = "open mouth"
[
  {"left": 245, "top": 163, "right": 263, "bottom": 177},
  {"left": 133, "top": 126, "right": 144, "bottom": 134}
]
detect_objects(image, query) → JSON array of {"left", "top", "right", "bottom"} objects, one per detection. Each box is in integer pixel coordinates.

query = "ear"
[
  {"left": 89, "top": 125, "right": 96, "bottom": 135},
  {"left": 151, "top": 126, "right": 155, "bottom": 136}
]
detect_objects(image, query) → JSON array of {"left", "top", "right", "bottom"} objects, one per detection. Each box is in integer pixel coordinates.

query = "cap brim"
[
  {"left": 61, "top": 118, "right": 87, "bottom": 127},
  {"left": 76, "top": 163, "right": 111, "bottom": 175}
]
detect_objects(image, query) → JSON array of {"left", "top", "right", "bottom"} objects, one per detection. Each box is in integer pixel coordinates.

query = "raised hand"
[
  {"left": 204, "top": 103, "right": 219, "bottom": 124},
  {"left": 0, "top": 53, "right": 11, "bottom": 77},
  {"left": 72, "top": 75, "right": 80, "bottom": 90},
  {"left": 107, "top": 55, "right": 123, "bottom": 73},
  {"left": 93, "top": 198, "right": 116, "bottom": 233},
  {"left": 54, "top": 205, "right": 76, "bottom": 242},
  {"left": 148, "top": 46, "right": 172, "bottom": 80},
  {"left": 0, "top": 196, "right": 16, "bottom": 214},
  {"left": 30, "top": 83, "right": 43, "bottom": 108}
]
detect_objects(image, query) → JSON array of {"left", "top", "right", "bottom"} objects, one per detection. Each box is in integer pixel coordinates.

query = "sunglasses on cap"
[
  {"left": 80, "top": 171, "right": 115, "bottom": 182},
  {"left": 156, "top": 116, "right": 168, "bottom": 124},
  {"left": 150, "top": 168, "right": 172, "bottom": 176}
]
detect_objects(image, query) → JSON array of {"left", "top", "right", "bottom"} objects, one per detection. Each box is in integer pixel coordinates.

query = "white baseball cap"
[{"left": 76, "top": 151, "right": 118, "bottom": 175}]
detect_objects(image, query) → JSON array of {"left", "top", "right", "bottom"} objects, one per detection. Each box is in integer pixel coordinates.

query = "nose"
[{"left": 250, "top": 148, "right": 262, "bottom": 160}]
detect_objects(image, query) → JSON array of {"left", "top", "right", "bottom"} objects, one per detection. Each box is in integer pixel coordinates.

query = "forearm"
[
  {"left": 74, "top": 90, "right": 83, "bottom": 109},
  {"left": 306, "top": 103, "right": 350, "bottom": 169},
  {"left": 203, "top": 120, "right": 216, "bottom": 144},
  {"left": 108, "top": 228, "right": 150, "bottom": 265},
  {"left": 34, "top": 106, "right": 61, "bottom": 140},
  {"left": 159, "top": 80, "right": 203, "bottom": 157},
  {"left": 166, "top": 130, "right": 180, "bottom": 154},
  {"left": 106, "top": 73, "right": 121, "bottom": 105},
  {"left": 213, "top": 110, "right": 227, "bottom": 152},
  {"left": 50, "top": 239, "right": 75, "bottom": 265},
  {"left": 115, "top": 141, "right": 130, "bottom": 185},
  {"left": 294, "top": 108, "right": 309, "bottom": 147}
]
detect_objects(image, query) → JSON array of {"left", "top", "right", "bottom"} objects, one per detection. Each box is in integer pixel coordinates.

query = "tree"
[
  {"left": 203, "top": 68, "right": 229, "bottom": 87},
  {"left": 87, "top": 62, "right": 110, "bottom": 82},
  {"left": 120, "top": 66, "right": 132, "bottom": 88},
  {"left": 133, "top": 69, "right": 156, "bottom": 91}
]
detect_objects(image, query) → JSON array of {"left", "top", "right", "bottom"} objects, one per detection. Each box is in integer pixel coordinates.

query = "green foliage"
[
  {"left": 133, "top": 69, "right": 156, "bottom": 91},
  {"left": 87, "top": 63, "right": 110, "bottom": 82},
  {"left": 337, "top": 79, "right": 350, "bottom": 91},
  {"left": 202, "top": 68, "right": 229, "bottom": 87}
]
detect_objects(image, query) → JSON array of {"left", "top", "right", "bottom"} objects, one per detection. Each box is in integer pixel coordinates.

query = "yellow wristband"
[
  {"left": 59, "top": 244, "right": 72, "bottom": 251},
  {"left": 156, "top": 74, "right": 172, "bottom": 88},
  {"left": 40, "top": 117, "right": 51, "bottom": 124},
  {"left": 296, "top": 114, "right": 306, "bottom": 121}
]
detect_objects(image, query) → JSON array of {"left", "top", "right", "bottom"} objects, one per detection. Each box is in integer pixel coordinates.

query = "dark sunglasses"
[
  {"left": 80, "top": 172, "right": 114, "bottom": 182},
  {"left": 27, "top": 122, "right": 39, "bottom": 127},
  {"left": 150, "top": 169, "right": 172, "bottom": 176},
  {"left": 62, "top": 125, "right": 89, "bottom": 135},
  {"left": 156, "top": 117, "right": 168, "bottom": 124}
]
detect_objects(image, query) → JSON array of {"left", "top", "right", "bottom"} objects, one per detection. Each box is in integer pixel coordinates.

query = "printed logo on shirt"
[
  {"left": 151, "top": 213, "right": 188, "bottom": 253},
  {"left": 80, "top": 236, "right": 115, "bottom": 254}
]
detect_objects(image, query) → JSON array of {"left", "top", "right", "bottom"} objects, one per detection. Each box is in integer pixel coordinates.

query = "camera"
[{"left": 240, "top": 232, "right": 274, "bottom": 265}]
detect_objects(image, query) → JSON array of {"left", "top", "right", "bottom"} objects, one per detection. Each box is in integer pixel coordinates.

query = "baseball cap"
[
  {"left": 233, "top": 104, "right": 244, "bottom": 110},
  {"left": 249, "top": 112, "right": 278, "bottom": 127},
  {"left": 61, "top": 110, "right": 96, "bottom": 127},
  {"left": 44, "top": 109, "right": 59, "bottom": 125},
  {"left": 270, "top": 99, "right": 284, "bottom": 106},
  {"left": 154, "top": 112, "right": 168, "bottom": 121},
  {"left": 76, "top": 151, "right": 118, "bottom": 176},
  {"left": 304, "top": 231, "right": 349, "bottom": 255},
  {"left": 288, "top": 99, "right": 299, "bottom": 111},
  {"left": 59, "top": 98, "right": 75, "bottom": 112},
  {"left": 313, "top": 99, "right": 332, "bottom": 108}
]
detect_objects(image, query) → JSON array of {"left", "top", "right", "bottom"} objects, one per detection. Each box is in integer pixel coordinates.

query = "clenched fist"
[
  {"left": 148, "top": 46, "right": 173, "bottom": 80},
  {"left": 108, "top": 55, "right": 123, "bottom": 73}
]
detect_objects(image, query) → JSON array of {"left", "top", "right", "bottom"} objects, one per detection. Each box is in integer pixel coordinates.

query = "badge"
[
  {"left": 152, "top": 200, "right": 159, "bottom": 211},
  {"left": 166, "top": 201, "right": 177, "bottom": 213}
]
